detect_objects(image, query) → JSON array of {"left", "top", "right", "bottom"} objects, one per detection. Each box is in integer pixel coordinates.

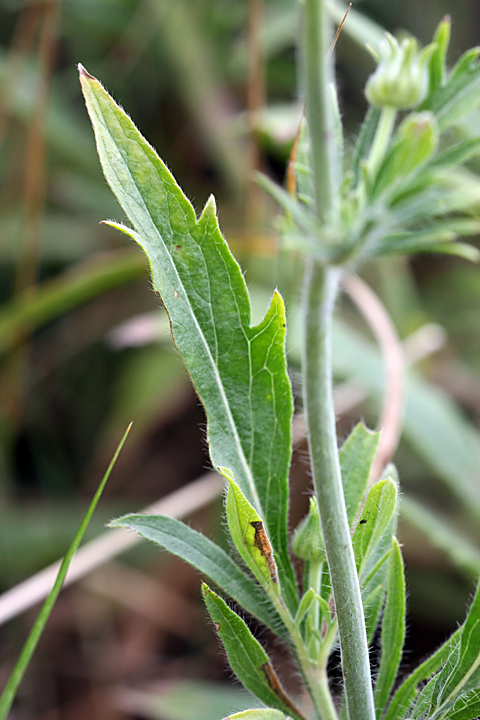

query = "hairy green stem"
[{"left": 302, "top": 262, "right": 375, "bottom": 720}]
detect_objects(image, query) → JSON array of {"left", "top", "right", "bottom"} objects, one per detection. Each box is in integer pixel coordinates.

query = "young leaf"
[
  {"left": 351, "top": 106, "right": 381, "bottom": 188},
  {"left": 382, "top": 627, "right": 462, "bottom": 720},
  {"left": 374, "top": 538, "right": 406, "bottom": 715},
  {"left": 412, "top": 581, "right": 480, "bottom": 720},
  {"left": 294, "top": 588, "right": 316, "bottom": 626},
  {"left": 447, "top": 689, "right": 480, "bottom": 720},
  {"left": 79, "top": 66, "right": 297, "bottom": 610},
  {"left": 339, "top": 423, "right": 381, "bottom": 526},
  {"left": 225, "top": 711, "right": 287, "bottom": 720},
  {"left": 109, "top": 513, "right": 282, "bottom": 635},
  {"left": 202, "top": 585, "right": 304, "bottom": 720},
  {"left": 224, "top": 471, "right": 280, "bottom": 594},
  {"left": 427, "top": 16, "right": 451, "bottom": 93},
  {"left": 421, "top": 46, "right": 480, "bottom": 130},
  {"left": 352, "top": 477, "right": 398, "bottom": 576}
]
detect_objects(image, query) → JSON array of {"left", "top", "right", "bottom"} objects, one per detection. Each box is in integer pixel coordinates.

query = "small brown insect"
[{"left": 250, "top": 521, "right": 278, "bottom": 583}]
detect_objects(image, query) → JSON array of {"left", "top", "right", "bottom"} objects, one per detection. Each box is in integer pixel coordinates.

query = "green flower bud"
[
  {"left": 365, "top": 34, "right": 436, "bottom": 109},
  {"left": 292, "top": 496, "right": 325, "bottom": 562}
]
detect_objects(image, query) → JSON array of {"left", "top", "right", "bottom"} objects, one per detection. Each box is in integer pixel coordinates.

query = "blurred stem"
[
  {"left": 303, "top": 0, "right": 337, "bottom": 222},
  {"left": 245, "top": 0, "right": 266, "bottom": 225}
]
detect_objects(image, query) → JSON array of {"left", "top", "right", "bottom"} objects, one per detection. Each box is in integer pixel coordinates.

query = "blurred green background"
[{"left": 1, "top": 0, "right": 480, "bottom": 718}]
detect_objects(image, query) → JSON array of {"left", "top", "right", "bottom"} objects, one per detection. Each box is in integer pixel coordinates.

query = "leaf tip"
[{"left": 78, "top": 63, "right": 94, "bottom": 80}]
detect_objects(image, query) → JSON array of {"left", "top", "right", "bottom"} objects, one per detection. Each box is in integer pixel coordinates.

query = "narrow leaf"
[
  {"left": 413, "top": 582, "right": 480, "bottom": 720},
  {"left": 447, "top": 689, "right": 480, "bottom": 720},
  {"left": 352, "top": 477, "right": 398, "bottom": 575},
  {"left": 295, "top": 588, "right": 316, "bottom": 626},
  {"left": 382, "top": 628, "right": 462, "bottom": 720},
  {"left": 79, "top": 66, "right": 297, "bottom": 610},
  {"left": 421, "top": 47, "right": 480, "bottom": 130},
  {"left": 427, "top": 16, "right": 451, "bottom": 92},
  {"left": 202, "top": 585, "right": 304, "bottom": 720},
  {"left": 0, "top": 425, "right": 131, "bottom": 720},
  {"left": 374, "top": 538, "right": 406, "bottom": 715},
  {"left": 339, "top": 423, "right": 381, "bottom": 526},
  {"left": 109, "top": 513, "right": 282, "bottom": 634}
]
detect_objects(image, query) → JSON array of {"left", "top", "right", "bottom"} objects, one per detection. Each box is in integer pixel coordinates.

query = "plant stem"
[
  {"left": 303, "top": 0, "right": 337, "bottom": 222},
  {"left": 302, "top": 262, "right": 375, "bottom": 720},
  {"left": 301, "top": 1, "right": 375, "bottom": 716}
]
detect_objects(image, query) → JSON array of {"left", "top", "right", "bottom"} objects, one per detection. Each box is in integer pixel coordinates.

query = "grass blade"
[{"left": 0, "top": 424, "right": 132, "bottom": 720}]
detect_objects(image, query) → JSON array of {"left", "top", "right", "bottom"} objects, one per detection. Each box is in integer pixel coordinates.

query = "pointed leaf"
[
  {"left": 352, "top": 477, "right": 398, "bottom": 575},
  {"left": 413, "top": 582, "right": 480, "bottom": 720},
  {"left": 224, "top": 471, "right": 280, "bottom": 595},
  {"left": 225, "top": 711, "right": 287, "bottom": 720},
  {"left": 447, "top": 689, "right": 480, "bottom": 720},
  {"left": 421, "top": 46, "right": 480, "bottom": 129},
  {"left": 382, "top": 628, "right": 461, "bottom": 720},
  {"left": 295, "top": 588, "right": 316, "bottom": 626},
  {"left": 352, "top": 106, "right": 381, "bottom": 188},
  {"left": 109, "top": 514, "right": 282, "bottom": 634},
  {"left": 339, "top": 423, "right": 381, "bottom": 526},
  {"left": 374, "top": 538, "right": 406, "bottom": 715},
  {"left": 79, "top": 66, "right": 297, "bottom": 610},
  {"left": 202, "top": 585, "right": 304, "bottom": 720},
  {"left": 427, "top": 16, "right": 451, "bottom": 92}
]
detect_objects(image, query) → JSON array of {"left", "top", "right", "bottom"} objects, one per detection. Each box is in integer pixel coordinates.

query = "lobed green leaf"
[
  {"left": 79, "top": 66, "right": 297, "bottom": 610},
  {"left": 109, "top": 513, "right": 282, "bottom": 634}
]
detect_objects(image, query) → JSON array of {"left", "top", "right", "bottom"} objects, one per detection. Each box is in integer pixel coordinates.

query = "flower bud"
[
  {"left": 365, "top": 34, "right": 435, "bottom": 109},
  {"left": 292, "top": 497, "right": 325, "bottom": 562}
]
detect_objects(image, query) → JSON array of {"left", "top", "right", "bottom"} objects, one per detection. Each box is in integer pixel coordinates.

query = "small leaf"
[
  {"left": 447, "top": 689, "right": 480, "bottom": 720},
  {"left": 382, "top": 627, "right": 461, "bottom": 720},
  {"left": 413, "top": 581, "right": 480, "bottom": 720},
  {"left": 372, "top": 112, "right": 439, "bottom": 199},
  {"left": 110, "top": 513, "right": 282, "bottom": 634},
  {"left": 421, "top": 46, "right": 480, "bottom": 129},
  {"left": 352, "top": 106, "right": 381, "bottom": 188},
  {"left": 224, "top": 471, "right": 280, "bottom": 593},
  {"left": 339, "top": 423, "right": 381, "bottom": 526},
  {"left": 292, "top": 496, "right": 325, "bottom": 562},
  {"left": 374, "top": 538, "right": 406, "bottom": 715},
  {"left": 225, "top": 710, "right": 287, "bottom": 720},
  {"left": 202, "top": 585, "right": 304, "bottom": 720},
  {"left": 295, "top": 588, "right": 316, "bottom": 626},
  {"left": 429, "top": 137, "right": 480, "bottom": 168},
  {"left": 352, "top": 476, "right": 398, "bottom": 576},
  {"left": 427, "top": 16, "right": 451, "bottom": 92}
]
